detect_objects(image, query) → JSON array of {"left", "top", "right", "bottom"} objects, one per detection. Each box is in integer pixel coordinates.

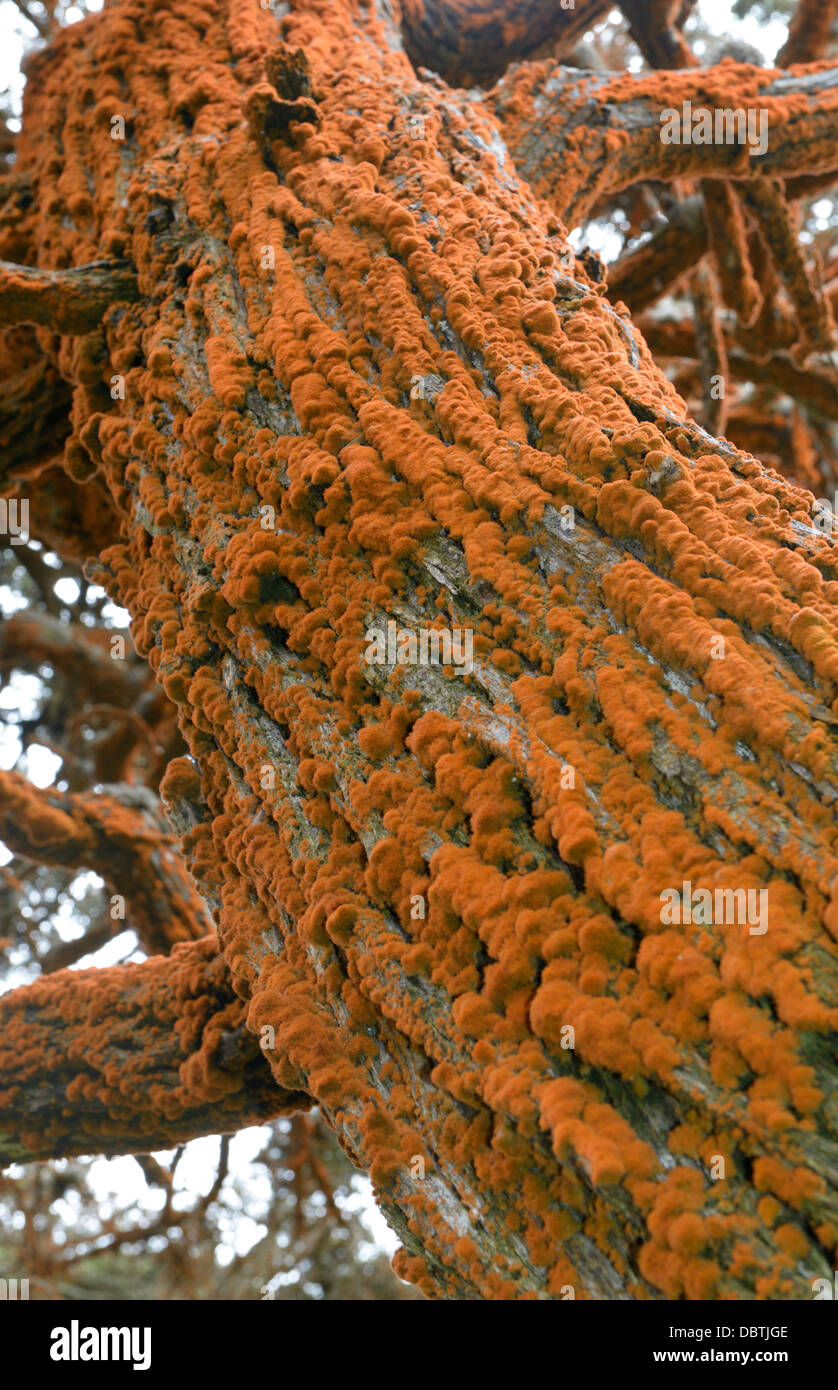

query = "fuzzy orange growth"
[
  {"left": 6, "top": 0, "right": 838, "bottom": 1301},
  {"left": 0, "top": 938, "right": 304, "bottom": 1162}
]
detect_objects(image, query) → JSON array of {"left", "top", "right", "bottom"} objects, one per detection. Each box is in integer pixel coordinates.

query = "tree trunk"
[{"left": 3, "top": 0, "right": 838, "bottom": 1300}]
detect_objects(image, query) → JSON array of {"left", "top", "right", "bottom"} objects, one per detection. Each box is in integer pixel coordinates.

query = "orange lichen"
[
  {"left": 0, "top": 937, "right": 305, "bottom": 1162},
  {"left": 2, "top": 0, "right": 838, "bottom": 1302}
]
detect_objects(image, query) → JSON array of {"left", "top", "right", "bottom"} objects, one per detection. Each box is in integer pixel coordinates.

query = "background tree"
[
  {"left": 0, "top": 1113, "right": 421, "bottom": 1299},
  {"left": 2, "top": 0, "right": 838, "bottom": 1301}
]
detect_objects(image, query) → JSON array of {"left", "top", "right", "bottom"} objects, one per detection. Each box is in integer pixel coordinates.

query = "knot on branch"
[
  {"left": 245, "top": 47, "right": 320, "bottom": 150},
  {"left": 265, "top": 44, "right": 316, "bottom": 102},
  {"left": 577, "top": 247, "right": 607, "bottom": 284}
]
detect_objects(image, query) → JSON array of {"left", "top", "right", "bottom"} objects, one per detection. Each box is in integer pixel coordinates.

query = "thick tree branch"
[
  {"left": 0, "top": 609, "right": 182, "bottom": 790},
  {"left": 0, "top": 769, "right": 212, "bottom": 955},
  {"left": 689, "top": 260, "right": 728, "bottom": 434},
  {"left": 740, "top": 177, "right": 835, "bottom": 355},
  {"left": 0, "top": 351, "right": 72, "bottom": 483},
  {"left": 607, "top": 194, "right": 706, "bottom": 311},
  {"left": 700, "top": 177, "right": 763, "bottom": 328},
  {"left": 608, "top": 170, "right": 837, "bottom": 314},
  {"left": 17, "top": 466, "right": 122, "bottom": 566},
  {"left": 0, "top": 610, "right": 144, "bottom": 704},
  {"left": 0, "top": 259, "right": 139, "bottom": 334},
  {"left": 639, "top": 316, "right": 838, "bottom": 418},
  {"left": 618, "top": 0, "right": 699, "bottom": 70},
  {"left": 777, "top": 0, "right": 838, "bottom": 65},
  {"left": 37, "top": 914, "right": 117, "bottom": 974},
  {"left": 400, "top": 0, "right": 612, "bottom": 85},
  {"left": 490, "top": 60, "right": 838, "bottom": 224},
  {"left": 0, "top": 937, "right": 308, "bottom": 1164}
]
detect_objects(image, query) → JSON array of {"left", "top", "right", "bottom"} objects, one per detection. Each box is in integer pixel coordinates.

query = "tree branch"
[
  {"left": 20, "top": 465, "right": 122, "bottom": 566},
  {"left": 400, "top": 0, "right": 612, "bottom": 85},
  {"left": 700, "top": 177, "right": 763, "bottom": 327},
  {"left": 0, "top": 259, "right": 139, "bottom": 334},
  {"left": 740, "top": 177, "right": 835, "bottom": 355},
  {"left": 0, "top": 769, "right": 212, "bottom": 955},
  {"left": 777, "top": 0, "right": 838, "bottom": 65},
  {"left": 617, "top": 0, "right": 699, "bottom": 71},
  {"left": 10, "top": 0, "right": 51, "bottom": 42},
  {"left": 640, "top": 316, "right": 838, "bottom": 418},
  {"left": 0, "top": 937, "right": 309, "bottom": 1164},
  {"left": 37, "top": 914, "right": 117, "bottom": 974},
  {"left": 689, "top": 260, "right": 728, "bottom": 433},
  {"left": 607, "top": 170, "right": 837, "bottom": 314},
  {"left": 490, "top": 60, "right": 838, "bottom": 224},
  {"left": 0, "top": 351, "right": 72, "bottom": 484},
  {"left": 607, "top": 194, "right": 706, "bottom": 312},
  {"left": 0, "top": 610, "right": 143, "bottom": 705}
]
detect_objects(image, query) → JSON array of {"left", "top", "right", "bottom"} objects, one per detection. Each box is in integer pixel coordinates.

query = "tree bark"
[
  {"left": 3, "top": 0, "right": 838, "bottom": 1300},
  {"left": 0, "top": 258, "right": 139, "bottom": 335},
  {"left": 400, "top": 0, "right": 612, "bottom": 84},
  {"left": 777, "top": 0, "right": 838, "bottom": 64},
  {"left": 0, "top": 936, "right": 306, "bottom": 1163},
  {"left": 490, "top": 60, "right": 838, "bottom": 223}
]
